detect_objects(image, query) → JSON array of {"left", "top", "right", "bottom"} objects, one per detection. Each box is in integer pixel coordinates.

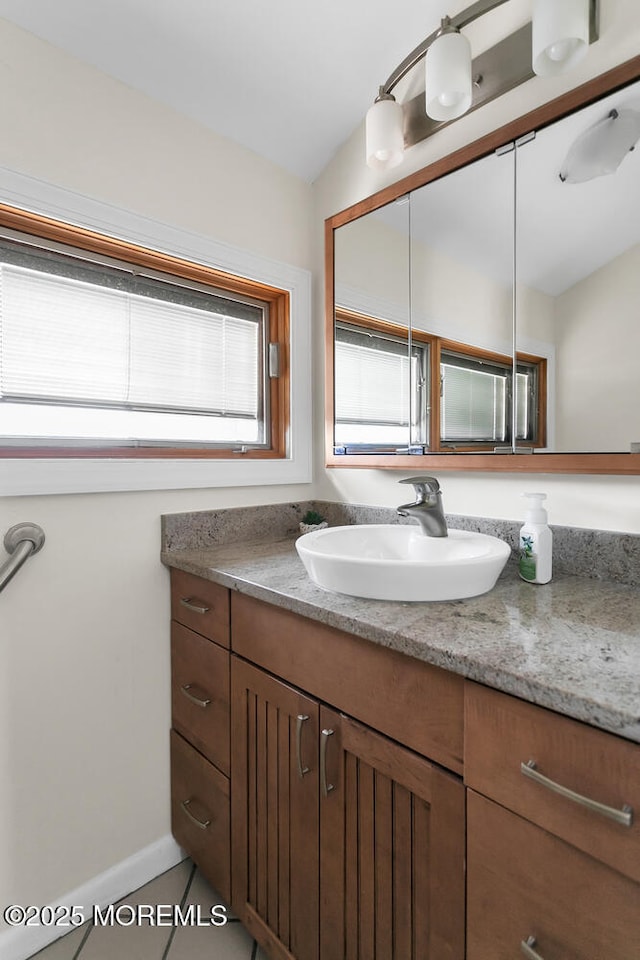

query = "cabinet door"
[
  {"left": 231, "top": 657, "right": 319, "bottom": 960},
  {"left": 319, "top": 706, "right": 465, "bottom": 960},
  {"left": 467, "top": 790, "right": 640, "bottom": 960}
]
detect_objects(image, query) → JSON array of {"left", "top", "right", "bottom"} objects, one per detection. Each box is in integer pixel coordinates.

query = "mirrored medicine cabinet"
[{"left": 325, "top": 56, "right": 640, "bottom": 474}]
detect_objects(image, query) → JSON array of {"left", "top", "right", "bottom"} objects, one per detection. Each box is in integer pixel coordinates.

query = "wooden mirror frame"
[{"left": 325, "top": 55, "right": 640, "bottom": 475}]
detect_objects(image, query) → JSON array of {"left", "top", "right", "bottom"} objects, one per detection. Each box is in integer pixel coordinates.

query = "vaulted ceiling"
[{"left": 0, "top": 0, "right": 464, "bottom": 182}]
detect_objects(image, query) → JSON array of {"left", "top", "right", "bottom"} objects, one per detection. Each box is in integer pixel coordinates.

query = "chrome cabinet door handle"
[
  {"left": 180, "top": 798, "right": 211, "bottom": 830},
  {"left": 180, "top": 597, "right": 210, "bottom": 614},
  {"left": 521, "top": 760, "right": 633, "bottom": 827},
  {"left": 180, "top": 683, "right": 212, "bottom": 708},
  {"left": 521, "top": 936, "right": 544, "bottom": 959},
  {"left": 320, "top": 728, "right": 335, "bottom": 797},
  {"left": 296, "top": 714, "right": 310, "bottom": 779}
]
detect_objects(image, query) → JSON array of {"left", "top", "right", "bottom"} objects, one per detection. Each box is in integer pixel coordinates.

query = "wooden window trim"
[
  {"left": 334, "top": 309, "right": 547, "bottom": 452},
  {"left": 0, "top": 205, "right": 290, "bottom": 460}
]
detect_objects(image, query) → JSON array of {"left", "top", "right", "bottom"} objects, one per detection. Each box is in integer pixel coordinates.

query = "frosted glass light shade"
[
  {"left": 532, "top": 0, "right": 589, "bottom": 77},
  {"left": 425, "top": 30, "right": 472, "bottom": 122},
  {"left": 560, "top": 108, "right": 640, "bottom": 183},
  {"left": 365, "top": 97, "right": 404, "bottom": 170}
]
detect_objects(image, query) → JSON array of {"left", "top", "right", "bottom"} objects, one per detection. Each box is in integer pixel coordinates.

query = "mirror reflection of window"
[
  {"left": 334, "top": 320, "right": 429, "bottom": 452},
  {"left": 440, "top": 351, "right": 541, "bottom": 447},
  {"left": 333, "top": 312, "right": 545, "bottom": 453}
]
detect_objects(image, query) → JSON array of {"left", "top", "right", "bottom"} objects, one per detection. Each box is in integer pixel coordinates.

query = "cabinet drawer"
[
  {"left": 170, "top": 729, "right": 230, "bottom": 904},
  {"left": 467, "top": 791, "right": 640, "bottom": 960},
  {"left": 232, "top": 592, "right": 464, "bottom": 774},
  {"left": 465, "top": 682, "right": 640, "bottom": 881},
  {"left": 171, "top": 622, "right": 230, "bottom": 776},
  {"left": 171, "top": 569, "right": 230, "bottom": 648}
]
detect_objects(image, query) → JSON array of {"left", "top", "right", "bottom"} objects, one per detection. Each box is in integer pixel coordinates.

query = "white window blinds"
[
  {"left": 334, "top": 323, "right": 430, "bottom": 449},
  {"left": 440, "top": 362, "right": 508, "bottom": 442},
  {"left": 334, "top": 324, "right": 416, "bottom": 447},
  {"left": 0, "top": 263, "right": 259, "bottom": 416},
  {"left": 440, "top": 356, "right": 534, "bottom": 444},
  {"left": 0, "top": 239, "right": 267, "bottom": 446},
  {"left": 335, "top": 337, "right": 411, "bottom": 428}
]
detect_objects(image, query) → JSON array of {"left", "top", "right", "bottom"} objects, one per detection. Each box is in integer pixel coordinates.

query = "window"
[
  {"left": 0, "top": 209, "right": 290, "bottom": 459},
  {"left": 334, "top": 316, "right": 429, "bottom": 452}
]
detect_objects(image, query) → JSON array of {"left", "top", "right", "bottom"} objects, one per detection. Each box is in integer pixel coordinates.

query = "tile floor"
[{"left": 29, "top": 860, "right": 268, "bottom": 960}]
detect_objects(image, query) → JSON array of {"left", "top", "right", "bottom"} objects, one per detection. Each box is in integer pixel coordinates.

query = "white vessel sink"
[{"left": 296, "top": 524, "right": 511, "bottom": 602}]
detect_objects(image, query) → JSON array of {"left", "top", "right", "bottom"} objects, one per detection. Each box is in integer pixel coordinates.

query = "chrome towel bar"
[{"left": 0, "top": 523, "right": 45, "bottom": 593}]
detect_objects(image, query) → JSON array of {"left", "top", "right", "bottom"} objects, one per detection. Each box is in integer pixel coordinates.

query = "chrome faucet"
[{"left": 397, "top": 476, "right": 448, "bottom": 538}]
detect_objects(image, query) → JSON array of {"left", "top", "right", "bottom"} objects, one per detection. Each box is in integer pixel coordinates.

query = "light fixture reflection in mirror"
[{"left": 559, "top": 107, "right": 640, "bottom": 182}]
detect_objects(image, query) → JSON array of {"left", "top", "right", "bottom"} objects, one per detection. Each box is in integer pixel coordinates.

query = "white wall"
[
  {"left": 0, "top": 17, "right": 316, "bottom": 946},
  {"left": 314, "top": 0, "right": 640, "bottom": 534},
  {"left": 555, "top": 244, "right": 640, "bottom": 451}
]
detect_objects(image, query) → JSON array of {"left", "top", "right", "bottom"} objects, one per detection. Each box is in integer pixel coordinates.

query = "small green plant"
[{"left": 301, "top": 509, "right": 326, "bottom": 525}]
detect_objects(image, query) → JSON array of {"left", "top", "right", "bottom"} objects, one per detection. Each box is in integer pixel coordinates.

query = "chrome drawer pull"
[
  {"left": 180, "top": 798, "right": 211, "bottom": 830},
  {"left": 320, "top": 728, "right": 335, "bottom": 798},
  {"left": 180, "top": 684, "right": 211, "bottom": 708},
  {"left": 296, "top": 714, "right": 310, "bottom": 779},
  {"left": 521, "top": 936, "right": 544, "bottom": 959},
  {"left": 180, "top": 597, "right": 210, "bottom": 614},
  {"left": 521, "top": 760, "right": 633, "bottom": 828}
]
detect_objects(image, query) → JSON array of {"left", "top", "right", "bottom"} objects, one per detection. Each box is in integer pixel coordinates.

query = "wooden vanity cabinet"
[
  {"left": 167, "top": 568, "right": 640, "bottom": 959},
  {"left": 230, "top": 592, "right": 466, "bottom": 960},
  {"left": 169, "top": 570, "right": 231, "bottom": 902},
  {"left": 230, "top": 659, "right": 465, "bottom": 960},
  {"left": 465, "top": 682, "right": 640, "bottom": 959}
]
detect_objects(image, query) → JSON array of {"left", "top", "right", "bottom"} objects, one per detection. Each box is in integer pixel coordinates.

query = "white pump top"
[{"left": 523, "top": 492, "right": 548, "bottom": 524}]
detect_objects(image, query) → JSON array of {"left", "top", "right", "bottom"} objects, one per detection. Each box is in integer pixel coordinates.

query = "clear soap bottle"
[{"left": 518, "top": 493, "right": 552, "bottom": 584}]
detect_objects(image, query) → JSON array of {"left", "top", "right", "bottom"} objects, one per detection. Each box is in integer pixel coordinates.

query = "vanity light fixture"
[
  {"left": 365, "top": 0, "right": 598, "bottom": 170},
  {"left": 559, "top": 106, "right": 640, "bottom": 183},
  {"left": 425, "top": 17, "right": 473, "bottom": 122},
  {"left": 532, "top": 0, "right": 591, "bottom": 76},
  {"left": 366, "top": 87, "right": 405, "bottom": 169}
]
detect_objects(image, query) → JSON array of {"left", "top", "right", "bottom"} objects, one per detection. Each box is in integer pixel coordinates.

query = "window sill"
[{"left": 0, "top": 455, "right": 311, "bottom": 497}]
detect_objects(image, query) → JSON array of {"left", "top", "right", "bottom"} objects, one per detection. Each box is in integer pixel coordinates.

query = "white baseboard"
[{"left": 0, "top": 834, "right": 185, "bottom": 960}]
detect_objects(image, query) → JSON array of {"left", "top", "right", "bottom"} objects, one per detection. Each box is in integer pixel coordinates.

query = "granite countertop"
[{"left": 162, "top": 512, "right": 640, "bottom": 745}]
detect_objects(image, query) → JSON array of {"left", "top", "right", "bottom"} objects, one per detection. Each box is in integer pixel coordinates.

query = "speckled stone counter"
[{"left": 161, "top": 503, "right": 640, "bottom": 744}]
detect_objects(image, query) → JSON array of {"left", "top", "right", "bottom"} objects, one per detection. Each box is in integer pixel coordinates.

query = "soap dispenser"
[{"left": 519, "top": 493, "right": 552, "bottom": 584}]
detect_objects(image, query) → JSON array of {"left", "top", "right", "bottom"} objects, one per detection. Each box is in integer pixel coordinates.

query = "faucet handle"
[{"left": 398, "top": 476, "right": 441, "bottom": 500}]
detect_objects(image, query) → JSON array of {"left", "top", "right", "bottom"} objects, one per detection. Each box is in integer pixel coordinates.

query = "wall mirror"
[{"left": 325, "top": 57, "right": 640, "bottom": 474}]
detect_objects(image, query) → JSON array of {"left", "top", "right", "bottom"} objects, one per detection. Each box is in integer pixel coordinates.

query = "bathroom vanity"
[{"left": 163, "top": 513, "right": 640, "bottom": 960}]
